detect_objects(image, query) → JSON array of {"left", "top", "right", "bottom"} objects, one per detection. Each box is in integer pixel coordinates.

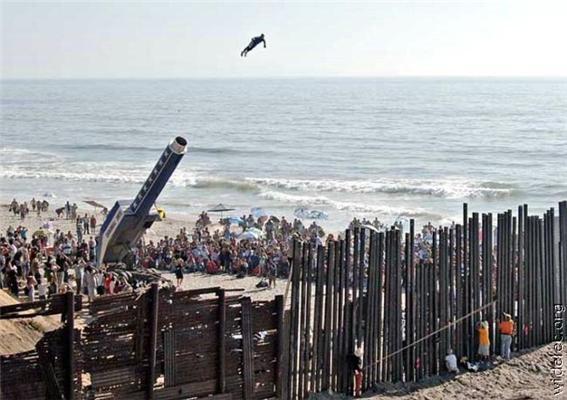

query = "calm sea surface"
[{"left": 1, "top": 78, "right": 566, "bottom": 231}]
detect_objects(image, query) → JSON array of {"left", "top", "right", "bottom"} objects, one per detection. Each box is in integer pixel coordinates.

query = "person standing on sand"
[
  {"left": 83, "top": 214, "right": 90, "bottom": 234},
  {"left": 477, "top": 320, "right": 490, "bottom": 361},
  {"left": 175, "top": 262, "right": 184, "bottom": 287},
  {"left": 90, "top": 215, "right": 97, "bottom": 234},
  {"left": 26, "top": 273, "right": 37, "bottom": 302},
  {"left": 85, "top": 266, "right": 96, "bottom": 301},
  {"left": 445, "top": 349, "right": 459, "bottom": 373},
  {"left": 499, "top": 313, "right": 515, "bottom": 360},
  {"left": 347, "top": 341, "right": 364, "bottom": 397}
]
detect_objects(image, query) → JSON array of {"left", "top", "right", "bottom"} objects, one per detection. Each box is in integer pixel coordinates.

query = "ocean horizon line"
[{"left": 2, "top": 75, "right": 567, "bottom": 82}]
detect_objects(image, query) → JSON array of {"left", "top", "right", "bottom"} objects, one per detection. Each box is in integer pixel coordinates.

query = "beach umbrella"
[
  {"left": 208, "top": 203, "right": 236, "bottom": 218},
  {"left": 84, "top": 200, "right": 108, "bottom": 212},
  {"left": 361, "top": 224, "right": 380, "bottom": 233},
  {"left": 247, "top": 227, "right": 264, "bottom": 237},
  {"left": 238, "top": 231, "right": 259, "bottom": 241},
  {"left": 226, "top": 216, "right": 242, "bottom": 224}
]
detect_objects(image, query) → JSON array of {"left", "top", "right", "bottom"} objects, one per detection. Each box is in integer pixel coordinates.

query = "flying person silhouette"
[{"left": 241, "top": 34, "right": 266, "bottom": 57}]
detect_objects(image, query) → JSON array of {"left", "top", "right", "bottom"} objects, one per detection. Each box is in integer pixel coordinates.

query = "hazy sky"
[{"left": 2, "top": 0, "right": 567, "bottom": 79}]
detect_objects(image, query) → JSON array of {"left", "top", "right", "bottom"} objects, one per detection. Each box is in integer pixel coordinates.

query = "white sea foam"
[
  {"left": 258, "top": 190, "right": 442, "bottom": 218},
  {"left": 248, "top": 177, "right": 514, "bottom": 199}
]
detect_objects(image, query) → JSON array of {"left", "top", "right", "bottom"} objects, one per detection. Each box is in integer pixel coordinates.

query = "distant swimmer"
[{"left": 240, "top": 34, "right": 266, "bottom": 57}]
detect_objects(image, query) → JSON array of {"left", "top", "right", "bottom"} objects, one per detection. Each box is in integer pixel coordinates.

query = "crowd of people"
[
  {"left": 1, "top": 199, "right": 123, "bottom": 303},
  {"left": 0, "top": 199, "right": 461, "bottom": 306},
  {"left": 135, "top": 212, "right": 331, "bottom": 287},
  {"left": 8, "top": 198, "right": 50, "bottom": 219},
  {"left": 0, "top": 202, "right": 331, "bottom": 305}
]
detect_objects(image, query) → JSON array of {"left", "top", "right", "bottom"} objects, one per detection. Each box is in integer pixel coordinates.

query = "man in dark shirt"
[{"left": 241, "top": 34, "right": 266, "bottom": 57}]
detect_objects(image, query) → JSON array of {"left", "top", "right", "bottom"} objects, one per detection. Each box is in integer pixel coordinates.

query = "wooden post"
[
  {"left": 518, "top": 206, "right": 525, "bottom": 350},
  {"left": 559, "top": 202, "right": 567, "bottom": 338},
  {"left": 312, "top": 245, "right": 325, "bottom": 393},
  {"left": 289, "top": 240, "right": 302, "bottom": 399},
  {"left": 322, "top": 241, "right": 335, "bottom": 391},
  {"left": 64, "top": 291, "right": 75, "bottom": 400},
  {"left": 352, "top": 227, "right": 360, "bottom": 350},
  {"left": 218, "top": 289, "right": 226, "bottom": 393},
  {"left": 241, "top": 297, "right": 255, "bottom": 400},
  {"left": 462, "top": 204, "right": 469, "bottom": 360},
  {"left": 275, "top": 295, "right": 285, "bottom": 399},
  {"left": 449, "top": 225, "right": 456, "bottom": 357},
  {"left": 394, "top": 229, "right": 403, "bottom": 381},
  {"left": 382, "top": 230, "right": 391, "bottom": 381},
  {"left": 332, "top": 241, "right": 341, "bottom": 391},
  {"left": 147, "top": 283, "right": 159, "bottom": 400},
  {"left": 408, "top": 220, "right": 416, "bottom": 382},
  {"left": 455, "top": 224, "right": 464, "bottom": 358},
  {"left": 303, "top": 245, "right": 313, "bottom": 397},
  {"left": 364, "top": 231, "right": 375, "bottom": 390},
  {"left": 337, "top": 239, "right": 346, "bottom": 393},
  {"left": 298, "top": 244, "right": 308, "bottom": 399},
  {"left": 357, "top": 229, "right": 366, "bottom": 345}
]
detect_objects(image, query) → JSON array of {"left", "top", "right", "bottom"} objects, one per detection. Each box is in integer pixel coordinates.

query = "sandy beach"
[{"left": 308, "top": 344, "right": 559, "bottom": 400}]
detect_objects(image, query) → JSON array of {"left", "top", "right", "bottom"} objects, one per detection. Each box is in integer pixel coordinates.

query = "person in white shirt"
[
  {"left": 26, "top": 274, "right": 38, "bottom": 302},
  {"left": 38, "top": 277, "right": 48, "bottom": 300},
  {"left": 445, "top": 349, "right": 459, "bottom": 373}
]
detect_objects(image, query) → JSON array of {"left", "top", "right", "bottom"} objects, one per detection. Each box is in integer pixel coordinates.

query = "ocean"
[{"left": 1, "top": 78, "right": 566, "bottom": 232}]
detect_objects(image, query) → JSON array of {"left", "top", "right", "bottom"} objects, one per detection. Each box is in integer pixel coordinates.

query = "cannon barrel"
[{"left": 96, "top": 136, "right": 187, "bottom": 266}]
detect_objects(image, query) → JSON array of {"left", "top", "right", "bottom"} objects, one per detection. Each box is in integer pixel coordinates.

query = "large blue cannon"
[{"left": 96, "top": 136, "right": 187, "bottom": 266}]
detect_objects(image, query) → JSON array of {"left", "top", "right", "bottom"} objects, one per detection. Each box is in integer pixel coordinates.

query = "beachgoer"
[
  {"left": 477, "top": 320, "right": 490, "bottom": 361},
  {"left": 175, "top": 263, "right": 184, "bottom": 287},
  {"left": 445, "top": 349, "right": 459, "bottom": 373},
  {"left": 85, "top": 266, "right": 96, "bottom": 301},
  {"left": 240, "top": 34, "right": 266, "bottom": 57},
  {"left": 90, "top": 215, "right": 97, "bottom": 234},
  {"left": 347, "top": 341, "right": 364, "bottom": 397},
  {"left": 37, "top": 276, "right": 47, "bottom": 300},
  {"left": 83, "top": 214, "right": 90, "bottom": 234},
  {"left": 499, "top": 313, "right": 515, "bottom": 360},
  {"left": 26, "top": 273, "right": 37, "bottom": 302}
]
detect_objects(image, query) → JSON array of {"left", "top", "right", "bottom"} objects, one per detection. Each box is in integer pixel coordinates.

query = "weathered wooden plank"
[
  {"left": 147, "top": 283, "right": 160, "bottom": 399},
  {"left": 241, "top": 297, "right": 255, "bottom": 400}
]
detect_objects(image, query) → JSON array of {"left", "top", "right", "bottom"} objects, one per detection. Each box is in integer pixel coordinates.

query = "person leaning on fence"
[
  {"left": 445, "top": 348, "right": 459, "bottom": 373},
  {"left": 476, "top": 320, "right": 490, "bottom": 361},
  {"left": 347, "top": 341, "right": 364, "bottom": 397},
  {"left": 499, "top": 313, "right": 515, "bottom": 360}
]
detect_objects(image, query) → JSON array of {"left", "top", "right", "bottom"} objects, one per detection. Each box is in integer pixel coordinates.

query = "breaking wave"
[
  {"left": 247, "top": 177, "right": 515, "bottom": 199},
  {"left": 258, "top": 190, "right": 443, "bottom": 219},
  {"left": 0, "top": 160, "right": 515, "bottom": 201}
]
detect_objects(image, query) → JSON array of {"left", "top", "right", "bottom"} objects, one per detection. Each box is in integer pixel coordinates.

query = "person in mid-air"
[{"left": 241, "top": 34, "right": 266, "bottom": 57}]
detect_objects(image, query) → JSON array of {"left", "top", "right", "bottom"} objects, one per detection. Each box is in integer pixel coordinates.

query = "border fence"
[
  {"left": 1, "top": 201, "right": 566, "bottom": 400},
  {"left": 285, "top": 201, "right": 567, "bottom": 399},
  {"left": 1, "top": 287, "right": 284, "bottom": 400}
]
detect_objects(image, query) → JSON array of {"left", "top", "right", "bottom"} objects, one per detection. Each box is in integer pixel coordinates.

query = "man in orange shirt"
[
  {"left": 499, "top": 313, "right": 515, "bottom": 360},
  {"left": 477, "top": 320, "right": 490, "bottom": 361}
]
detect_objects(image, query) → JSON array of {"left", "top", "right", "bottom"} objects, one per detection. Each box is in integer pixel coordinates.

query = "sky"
[{"left": 1, "top": 0, "right": 567, "bottom": 79}]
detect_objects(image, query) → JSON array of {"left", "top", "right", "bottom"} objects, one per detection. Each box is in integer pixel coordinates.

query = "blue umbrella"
[
  {"left": 250, "top": 207, "right": 268, "bottom": 218},
  {"left": 227, "top": 216, "right": 243, "bottom": 225},
  {"left": 238, "top": 231, "right": 259, "bottom": 241}
]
